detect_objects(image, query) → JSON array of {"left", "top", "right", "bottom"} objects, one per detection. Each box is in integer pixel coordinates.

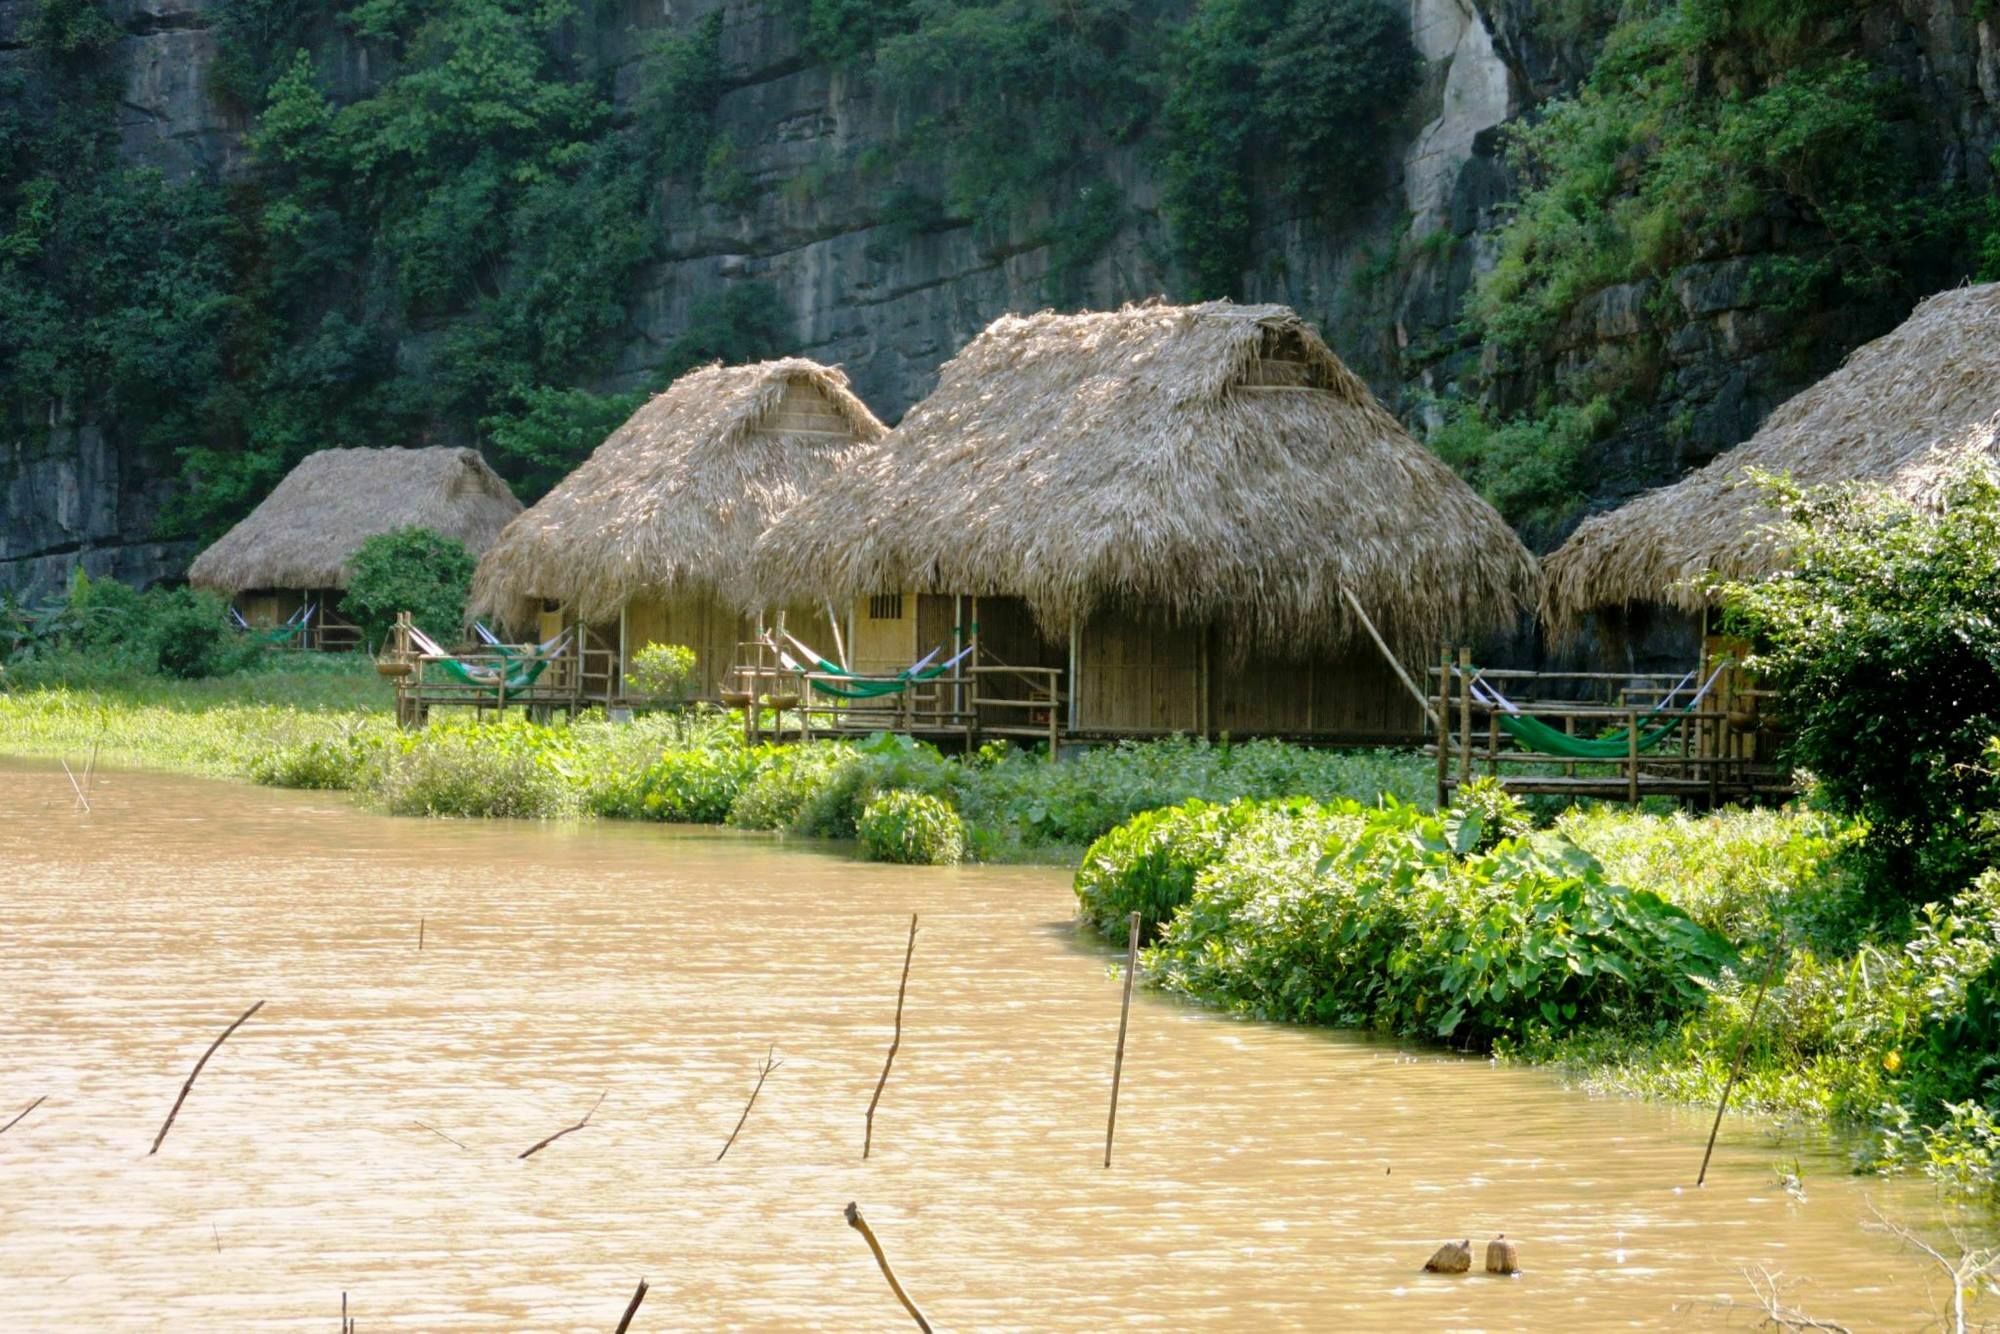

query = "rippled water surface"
[{"left": 0, "top": 759, "right": 1969, "bottom": 1329}]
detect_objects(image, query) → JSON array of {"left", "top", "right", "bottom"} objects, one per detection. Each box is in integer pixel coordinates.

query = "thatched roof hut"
[
  {"left": 1542, "top": 282, "right": 2000, "bottom": 637},
  {"left": 751, "top": 301, "right": 1537, "bottom": 655},
  {"left": 469, "top": 359, "right": 885, "bottom": 629},
  {"left": 187, "top": 447, "right": 522, "bottom": 595}
]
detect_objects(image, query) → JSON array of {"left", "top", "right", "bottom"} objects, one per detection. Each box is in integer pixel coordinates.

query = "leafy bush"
[
  {"left": 597, "top": 743, "right": 772, "bottom": 824},
  {"left": 726, "top": 742, "right": 857, "bottom": 830},
  {"left": 1074, "top": 797, "right": 1274, "bottom": 939},
  {"left": 374, "top": 716, "right": 584, "bottom": 819},
  {"left": 151, "top": 588, "right": 253, "bottom": 679},
  {"left": 629, "top": 642, "right": 699, "bottom": 705},
  {"left": 1136, "top": 796, "right": 1735, "bottom": 1045},
  {"left": 247, "top": 726, "right": 391, "bottom": 790},
  {"left": 857, "top": 789, "right": 966, "bottom": 865},
  {"left": 790, "top": 733, "right": 963, "bottom": 840},
  {"left": 340, "top": 528, "right": 476, "bottom": 650},
  {"left": 1715, "top": 466, "right": 2000, "bottom": 896}
]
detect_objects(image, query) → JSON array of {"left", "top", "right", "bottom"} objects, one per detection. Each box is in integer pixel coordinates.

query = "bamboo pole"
[
  {"left": 1456, "top": 647, "right": 1473, "bottom": 785},
  {"left": 716, "top": 1046, "right": 781, "bottom": 1161},
  {"left": 843, "top": 1202, "right": 932, "bottom": 1332},
  {"left": 1698, "top": 944, "right": 1783, "bottom": 1186},
  {"left": 614, "top": 1278, "right": 649, "bottom": 1333},
  {"left": 1340, "top": 585, "right": 1441, "bottom": 732},
  {"left": 865, "top": 915, "right": 918, "bottom": 1161},
  {"left": 150, "top": 1001, "right": 265, "bottom": 1156},
  {"left": 1626, "top": 706, "right": 1640, "bottom": 805},
  {"left": 0, "top": 1095, "right": 46, "bottom": 1137},
  {"left": 1434, "top": 649, "right": 1450, "bottom": 806},
  {"left": 60, "top": 759, "right": 89, "bottom": 813},
  {"left": 1104, "top": 911, "right": 1140, "bottom": 1169},
  {"left": 517, "top": 1091, "right": 605, "bottom": 1160}
]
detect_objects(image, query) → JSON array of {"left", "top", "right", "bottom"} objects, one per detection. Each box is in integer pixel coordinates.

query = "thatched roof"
[
  {"left": 750, "top": 301, "right": 1538, "bottom": 654},
  {"left": 468, "top": 359, "right": 886, "bottom": 627},
  {"left": 187, "top": 447, "right": 522, "bottom": 595},
  {"left": 1542, "top": 282, "right": 2000, "bottom": 637}
]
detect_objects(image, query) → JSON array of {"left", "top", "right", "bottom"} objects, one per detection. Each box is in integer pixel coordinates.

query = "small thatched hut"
[
  {"left": 188, "top": 446, "right": 522, "bottom": 650},
  {"left": 752, "top": 301, "right": 1539, "bottom": 741},
  {"left": 1543, "top": 282, "right": 2000, "bottom": 642},
  {"left": 468, "top": 358, "right": 886, "bottom": 698}
]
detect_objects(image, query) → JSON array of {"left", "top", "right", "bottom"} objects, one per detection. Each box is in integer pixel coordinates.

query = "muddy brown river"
[{"left": 0, "top": 760, "right": 1977, "bottom": 1329}]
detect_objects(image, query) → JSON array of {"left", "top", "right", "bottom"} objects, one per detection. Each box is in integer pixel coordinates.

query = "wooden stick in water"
[
  {"left": 60, "top": 759, "right": 89, "bottom": 813},
  {"left": 517, "top": 1092, "right": 606, "bottom": 1159},
  {"left": 1698, "top": 943, "right": 1782, "bottom": 1186},
  {"left": 844, "top": 1202, "right": 932, "bottom": 1332},
  {"left": 418, "top": 916, "right": 425, "bottom": 952},
  {"left": 613, "top": 1278, "right": 649, "bottom": 1333},
  {"left": 84, "top": 738, "right": 100, "bottom": 789},
  {"left": 0, "top": 1094, "right": 47, "bottom": 1136},
  {"left": 864, "top": 914, "right": 918, "bottom": 1161},
  {"left": 1104, "top": 910, "right": 1140, "bottom": 1169},
  {"left": 716, "top": 1046, "right": 781, "bottom": 1161},
  {"left": 413, "top": 1120, "right": 467, "bottom": 1150},
  {"left": 149, "top": 1000, "right": 265, "bottom": 1156}
]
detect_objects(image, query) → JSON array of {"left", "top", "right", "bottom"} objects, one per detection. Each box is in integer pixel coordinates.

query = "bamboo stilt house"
[
  {"left": 751, "top": 300, "right": 1539, "bottom": 741},
  {"left": 468, "top": 359, "right": 886, "bottom": 700},
  {"left": 1542, "top": 281, "right": 2000, "bottom": 642},
  {"left": 187, "top": 446, "right": 522, "bottom": 650}
]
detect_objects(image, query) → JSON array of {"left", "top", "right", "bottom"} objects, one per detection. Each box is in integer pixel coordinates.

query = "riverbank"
[{"left": 1076, "top": 788, "right": 2000, "bottom": 1208}]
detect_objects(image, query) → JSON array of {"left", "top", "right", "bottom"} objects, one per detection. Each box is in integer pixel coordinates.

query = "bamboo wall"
[
  {"left": 1072, "top": 610, "right": 1421, "bottom": 741},
  {"left": 622, "top": 593, "right": 831, "bottom": 700}
]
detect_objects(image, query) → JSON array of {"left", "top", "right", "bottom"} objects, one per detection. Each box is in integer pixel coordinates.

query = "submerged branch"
[
  {"left": 0, "top": 1094, "right": 47, "bottom": 1137},
  {"left": 149, "top": 1000, "right": 266, "bottom": 1156},
  {"left": 865, "top": 914, "right": 919, "bottom": 1161},
  {"left": 717, "top": 1045, "right": 781, "bottom": 1162},
  {"left": 518, "top": 1092, "right": 606, "bottom": 1160}
]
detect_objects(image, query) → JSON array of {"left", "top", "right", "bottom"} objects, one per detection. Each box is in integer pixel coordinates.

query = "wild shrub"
[
  {"left": 726, "top": 743, "right": 857, "bottom": 830},
  {"left": 857, "top": 789, "right": 966, "bottom": 865},
  {"left": 604, "top": 743, "right": 772, "bottom": 824},
  {"left": 375, "top": 716, "right": 582, "bottom": 819},
  {"left": 1140, "top": 797, "right": 1735, "bottom": 1045},
  {"left": 789, "top": 733, "right": 962, "bottom": 840},
  {"left": 1073, "top": 797, "right": 1282, "bottom": 940},
  {"left": 247, "top": 726, "right": 391, "bottom": 791},
  {"left": 1716, "top": 466, "right": 2000, "bottom": 898},
  {"left": 340, "top": 528, "right": 476, "bottom": 650}
]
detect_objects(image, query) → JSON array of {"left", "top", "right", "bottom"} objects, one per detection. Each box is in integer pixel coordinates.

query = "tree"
[
  {"left": 1716, "top": 465, "right": 2000, "bottom": 896},
  {"left": 340, "top": 527, "right": 476, "bottom": 650}
]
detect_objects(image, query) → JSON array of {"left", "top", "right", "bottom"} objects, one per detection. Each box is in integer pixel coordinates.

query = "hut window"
[{"left": 868, "top": 593, "right": 904, "bottom": 620}]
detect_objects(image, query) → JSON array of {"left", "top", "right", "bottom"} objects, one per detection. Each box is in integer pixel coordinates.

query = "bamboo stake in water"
[
  {"left": 864, "top": 914, "right": 918, "bottom": 1161},
  {"left": 613, "top": 1278, "right": 649, "bottom": 1333},
  {"left": 149, "top": 1000, "right": 265, "bottom": 1156},
  {"left": 60, "top": 759, "right": 89, "bottom": 813},
  {"left": 0, "top": 1094, "right": 47, "bottom": 1137},
  {"left": 716, "top": 1046, "right": 781, "bottom": 1161},
  {"left": 517, "top": 1092, "right": 605, "bottom": 1159},
  {"left": 1698, "top": 943, "right": 1783, "bottom": 1186},
  {"left": 844, "top": 1202, "right": 932, "bottom": 1332},
  {"left": 1104, "top": 910, "right": 1140, "bottom": 1169},
  {"left": 418, "top": 916, "right": 425, "bottom": 952}
]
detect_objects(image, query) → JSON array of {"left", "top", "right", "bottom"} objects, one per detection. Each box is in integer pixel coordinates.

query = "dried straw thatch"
[
  {"left": 751, "top": 301, "right": 1537, "bottom": 654},
  {"left": 469, "top": 359, "right": 885, "bottom": 627},
  {"left": 187, "top": 447, "right": 522, "bottom": 595},
  {"left": 1542, "top": 282, "right": 2000, "bottom": 637}
]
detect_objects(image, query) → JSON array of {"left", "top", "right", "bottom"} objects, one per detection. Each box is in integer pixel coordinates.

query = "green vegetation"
[
  {"left": 858, "top": 789, "right": 967, "bottom": 865},
  {"left": 1716, "top": 467, "right": 2000, "bottom": 897},
  {"left": 1439, "top": 0, "right": 1990, "bottom": 529},
  {"left": 340, "top": 527, "right": 476, "bottom": 650},
  {"left": 3, "top": 570, "right": 259, "bottom": 682}
]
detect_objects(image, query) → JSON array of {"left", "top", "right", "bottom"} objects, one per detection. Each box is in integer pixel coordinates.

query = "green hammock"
[
  {"left": 433, "top": 652, "right": 551, "bottom": 694},
  {"left": 1473, "top": 662, "right": 1725, "bottom": 760},
  {"left": 252, "top": 619, "right": 308, "bottom": 646},
  {"left": 808, "top": 650, "right": 971, "bottom": 700},
  {"left": 1493, "top": 710, "right": 1687, "bottom": 760}
]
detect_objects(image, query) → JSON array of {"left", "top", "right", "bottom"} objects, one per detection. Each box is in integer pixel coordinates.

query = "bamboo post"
[
  {"left": 1104, "top": 910, "right": 1140, "bottom": 1169},
  {"left": 614, "top": 1278, "right": 650, "bottom": 1333},
  {"left": 1434, "top": 649, "right": 1450, "bottom": 806},
  {"left": 0, "top": 1095, "right": 47, "bottom": 1137},
  {"left": 517, "top": 1091, "right": 606, "bottom": 1159},
  {"left": 843, "top": 1203, "right": 932, "bottom": 1332},
  {"left": 865, "top": 914, "right": 918, "bottom": 1161},
  {"left": 150, "top": 1000, "right": 265, "bottom": 1156},
  {"left": 1340, "top": 585, "right": 1441, "bottom": 732},
  {"left": 1047, "top": 668, "right": 1059, "bottom": 761},
  {"left": 1626, "top": 706, "right": 1640, "bottom": 805},
  {"left": 716, "top": 1046, "right": 781, "bottom": 1161},
  {"left": 1698, "top": 944, "right": 1782, "bottom": 1186},
  {"left": 1456, "top": 647, "right": 1473, "bottom": 786}
]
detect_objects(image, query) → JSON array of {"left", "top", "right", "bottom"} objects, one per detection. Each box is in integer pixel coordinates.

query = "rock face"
[{"left": 4, "top": 0, "right": 1998, "bottom": 595}]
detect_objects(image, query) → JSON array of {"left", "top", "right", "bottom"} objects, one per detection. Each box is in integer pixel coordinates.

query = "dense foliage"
[
  {"left": 857, "top": 789, "right": 967, "bottom": 865},
  {"left": 340, "top": 527, "right": 476, "bottom": 649},
  {"left": 1135, "top": 792, "right": 1735, "bottom": 1045},
  {"left": 1, "top": 570, "right": 254, "bottom": 680},
  {"left": 1716, "top": 467, "right": 2000, "bottom": 896}
]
